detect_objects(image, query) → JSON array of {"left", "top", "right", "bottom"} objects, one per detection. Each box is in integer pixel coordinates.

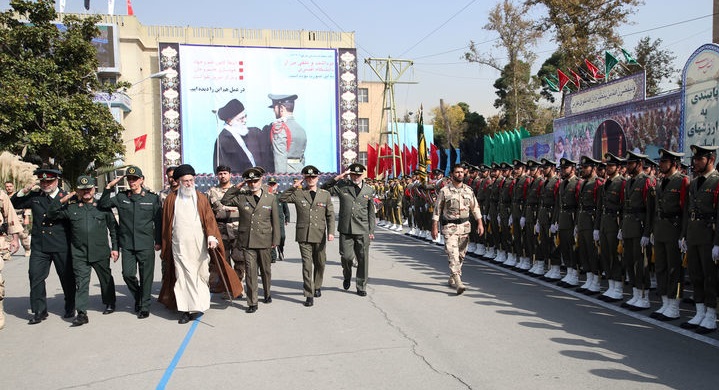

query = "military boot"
[{"left": 453, "top": 275, "right": 466, "bottom": 295}]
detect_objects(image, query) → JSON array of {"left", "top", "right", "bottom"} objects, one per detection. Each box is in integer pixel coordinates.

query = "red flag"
[
  {"left": 584, "top": 59, "right": 603, "bottom": 80},
  {"left": 134, "top": 134, "right": 147, "bottom": 152},
  {"left": 411, "top": 146, "right": 418, "bottom": 172},
  {"left": 402, "top": 145, "right": 411, "bottom": 176},
  {"left": 569, "top": 69, "right": 582, "bottom": 89},
  {"left": 367, "top": 143, "right": 377, "bottom": 179},
  {"left": 127, "top": 0, "right": 134, "bottom": 15},
  {"left": 393, "top": 144, "right": 402, "bottom": 177},
  {"left": 380, "top": 144, "right": 392, "bottom": 176},
  {"left": 557, "top": 69, "right": 570, "bottom": 91},
  {"left": 430, "top": 143, "right": 439, "bottom": 170}
]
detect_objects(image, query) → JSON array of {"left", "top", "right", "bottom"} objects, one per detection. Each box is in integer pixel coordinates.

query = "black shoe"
[
  {"left": 137, "top": 310, "right": 149, "bottom": 319},
  {"left": 63, "top": 309, "right": 76, "bottom": 319},
  {"left": 178, "top": 312, "right": 192, "bottom": 324},
  {"left": 680, "top": 321, "right": 700, "bottom": 329},
  {"left": 71, "top": 312, "right": 89, "bottom": 327},
  {"left": 191, "top": 312, "right": 204, "bottom": 320},
  {"left": 134, "top": 301, "right": 141, "bottom": 313},
  {"left": 314, "top": 289, "right": 321, "bottom": 298},
  {"left": 357, "top": 290, "right": 367, "bottom": 297},
  {"left": 304, "top": 297, "right": 314, "bottom": 307},
  {"left": 695, "top": 326, "right": 716, "bottom": 335},
  {"left": 102, "top": 304, "right": 116, "bottom": 315},
  {"left": 246, "top": 305, "right": 258, "bottom": 313},
  {"left": 264, "top": 296, "right": 272, "bottom": 304},
  {"left": 343, "top": 279, "right": 350, "bottom": 290},
  {"left": 28, "top": 311, "right": 48, "bottom": 325}
]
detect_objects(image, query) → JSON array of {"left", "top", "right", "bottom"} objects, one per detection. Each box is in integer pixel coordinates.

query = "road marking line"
[{"left": 156, "top": 318, "right": 201, "bottom": 390}]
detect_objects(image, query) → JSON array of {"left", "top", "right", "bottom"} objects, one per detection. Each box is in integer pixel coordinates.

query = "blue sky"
[{"left": 2, "top": 0, "right": 714, "bottom": 120}]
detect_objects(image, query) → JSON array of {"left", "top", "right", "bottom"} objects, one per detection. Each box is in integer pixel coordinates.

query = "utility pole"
[{"left": 364, "top": 57, "right": 416, "bottom": 179}]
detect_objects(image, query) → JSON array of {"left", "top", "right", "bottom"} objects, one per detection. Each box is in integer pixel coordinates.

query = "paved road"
[{"left": 1, "top": 214, "right": 718, "bottom": 389}]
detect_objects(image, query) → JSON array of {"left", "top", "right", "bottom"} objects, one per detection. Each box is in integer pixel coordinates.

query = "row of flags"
[
  {"left": 543, "top": 49, "right": 639, "bottom": 93},
  {"left": 483, "top": 127, "right": 531, "bottom": 165},
  {"left": 58, "top": 0, "right": 134, "bottom": 15}
]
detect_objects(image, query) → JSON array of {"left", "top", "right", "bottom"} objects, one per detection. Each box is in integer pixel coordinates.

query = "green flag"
[
  {"left": 520, "top": 127, "right": 531, "bottom": 139},
  {"left": 544, "top": 77, "right": 560, "bottom": 92},
  {"left": 621, "top": 48, "right": 639, "bottom": 65},
  {"left": 512, "top": 128, "right": 522, "bottom": 160},
  {"left": 605, "top": 51, "right": 619, "bottom": 78}
]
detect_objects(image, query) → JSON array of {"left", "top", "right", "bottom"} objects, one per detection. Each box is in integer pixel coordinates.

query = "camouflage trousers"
[
  {"left": 0, "top": 250, "right": 6, "bottom": 329},
  {"left": 3, "top": 226, "right": 30, "bottom": 260},
  {"left": 219, "top": 221, "right": 245, "bottom": 282},
  {"left": 442, "top": 222, "right": 471, "bottom": 277}
]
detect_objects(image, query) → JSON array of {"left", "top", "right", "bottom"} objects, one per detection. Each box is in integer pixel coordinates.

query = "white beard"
[
  {"left": 180, "top": 185, "right": 195, "bottom": 198},
  {"left": 228, "top": 122, "right": 249, "bottom": 136}
]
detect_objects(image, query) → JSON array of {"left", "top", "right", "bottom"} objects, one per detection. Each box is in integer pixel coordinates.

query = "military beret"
[
  {"left": 559, "top": 158, "right": 577, "bottom": 167},
  {"left": 217, "top": 99, "right": 245, "bottom": 122},
  {"left": 580, "top": 156, "right": 601, "bottom": 167},
  {"left": 268, "top": 94, "right": 298, "bottom": 108},
  {"left": 624, "top": 151, "right": 647, "bottom": 163},
  {"left": 242, "top": 167, "right": 263, "bottom": 180},
  {"left": 172, "top": 164, "right": 195, "bottom": 180},
  {"left": 348, "top": 163, "right": 366, "bottom": 174},
  {"left": 76, "top": 175, "right": 96, "bottom": 189},
  {"left": 125, "top": 165, "right": 143, "bottom": 178},
  {"left": 512, "top": 159, "right": 526, "bottom": 168},
  {"left": 215, "top": 165, "right": 232, "bottom": 174},
  {"left": 690, "top": 144, "right": 719, "bottom": 158},
  {"left": 525, "top": 159, "right": 540, "bottom": 169},
  {"left": 540, "top": 158, "right": 557, "bottom": 168},
  {"left": 34, "top": 168, "right": 62, "bottom": 181},
  {"left": 301, "top": 165, "right": 321, "bottom": 176},
  {"left": 657, "top": 149, "right": 684, "bottom": 161}
]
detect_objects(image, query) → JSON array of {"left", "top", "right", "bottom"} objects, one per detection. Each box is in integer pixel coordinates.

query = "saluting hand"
[
  {"left": 60, "top": 191, "right": 76, "bottom": 204},
  {"left": 106, "top": 175, "right": 124, "bottom": 188}
]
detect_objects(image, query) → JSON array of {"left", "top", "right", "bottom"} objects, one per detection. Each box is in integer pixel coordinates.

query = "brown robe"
[{"left": 158, "top": 189, "right": 243, "bottom": 310}]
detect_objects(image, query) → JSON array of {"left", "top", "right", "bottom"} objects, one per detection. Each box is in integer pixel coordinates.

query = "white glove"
[
  {"left": 593, "top": 230, "right": 600, "bottom": 242},
  {"left": 678, "top": 238, "right": 687, "bottom": 253},
  {"left": 713, "top": 245, "right": 719, "bottom": 262},
  {"left": 534, "top": 222, "right": 540, "bottom": 235},
  {"left": 509, "top": 218, "right": 513, "bottom": 227},
  {"left": 497, "top": 215, "right": 501, "bottom": 224},
  {"left": 617, "top": 229, "right": 623, "bottom": 241},
  {"left": 573, "top": 226, "right": 578, "bottom": 237},
  {"left": 549, "top": 223, "right": 558, "bottom": 234},
  {"left": 640, "top": 236, "right": 650, "bottom": 247},
  {"left": 650, "top": 234, "right": 654, "bottom": 245},
  {"left": 520, "top": 217, "right": 526, "bottom": 228}
]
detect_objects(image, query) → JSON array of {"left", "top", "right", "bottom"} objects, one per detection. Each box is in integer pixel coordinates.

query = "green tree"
[
  {"left": 430, "top": 103, "right": 465, "bottom": 148},
  {"left": 526, "top": 0, "right": 643, "bottom": 67},
  {"left": 0, "top": 0, "right": 125, "bottom": 185},
  {"left": 493, "top": 60, "right": 539, "bottom": 129},
  {"left": 629, "top": 37, "right": 678, "bottom": 96}
]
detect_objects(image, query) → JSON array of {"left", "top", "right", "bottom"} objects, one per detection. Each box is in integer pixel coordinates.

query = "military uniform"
[
  {"left": 575, "top": 156, "right": 604, "bottom": 294},
  {"left": 523, "top": 160, "right": 542, "bottom": 274},
  {"left": 48, "top": 176, "right": 118, "bottom": 325},
  {"left": 554, "top": 158, "right": 580, "bottom": 286},
  {"left": 221, "top": 168, "right": 280, "bottom": 312},
  {"left": 432, "top": 173, "right": 482, "bottom": 294},
  {"left": 0, "top": 191, "right": 22, "bottom": 329},
  {"left": 267, "top": 94, "right": 307, "bottom": 173},
  {"left": 279, "top": 165, "right": 335, "bottom": 305},
  {"left": 597, "top": 153, "right": 626, "bottom": 302},
  {"left": 510, "top": 161, "right": 531, "bottom": 269},
  {"left": 619, "top": 152, "right": 655, "bottom": 310},
  {"left": 495, "top": 164, "right": 513, "bottom": 263},
  {"left": 12, "top": 169, "right": 76, "bottom": 323},
  {"left": 651, "top": 149, "right": 688, "bottom": 320},
  {"left": 322, "top": 163, "right": 376, "bottom": 295},
  {"left": 98, "top": 166, "right": 162, "bottom": 316},
  {"left": 485, "top": 165, "right": 502, "bottom": 259},
  {"left": 207, "top": 184, "right": 244, "bottom": 282},
  {"left": 536, "top": 159, "right": 560, "bottom": 278},
  {"left": 680, "top": 145, "right": 719, "bottom": 333}
]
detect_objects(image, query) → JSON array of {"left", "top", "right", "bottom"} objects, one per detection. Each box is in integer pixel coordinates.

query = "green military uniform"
[
  {"left": 619, "top": 152, "right": 655, "bottom": 309},
  {"left": 48, "top": 176, "right": 118, "bottom": 322},
  {"left": 496, "top": 164, "right": 513, "bottom": 263},
  {"left": 651, "top": 149, "right": 688, "bottom": 320},
  {"left": 680, "top": 145, "right": 719, "bottom": 333},
  {"left": 322, "top": 163, "right": 376, "bottom": 295},
  {"left": 536, "top": 159, "right": 560, "bottom": 278},
  {"left": 575, "top": 156, "right": 604, "bottom": 294},
  {"left": 510, "top": 161, "right": 531, "bottom": 268},
  {"left": 475, "top": 166, "right": 491, "bottom": 255},
  {"left": 597, "top": 153, "right": 625, "bottom": 301},
  {"left": 554, "top": 158, "right": 580, "bottom": 286},
  {"left": 221, "top": 168, "right": 280, "bottom": 312},
  {"left": 523, "top": 160, "right": 542, "bottom": 273},
  {"left": 486, "top": 165, "right": 502, "bottom": 259},
  {"left": 98, "top": 166, "right": 162, "bottom": 315},
  {"left": 279, "top": 165, "right": 335, "bottom": 303},
  {"left": 12, "top": 168, "right": 76, "bottom": 323}
]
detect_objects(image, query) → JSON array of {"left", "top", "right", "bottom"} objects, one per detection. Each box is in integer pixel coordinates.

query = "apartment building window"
[
  {"left": 358, "top": 152, "right": 368, "bottom": 167},
  {"left": 358, "top": 88, "right": 368, "bottom": 102},
  {"left": 358, "top": 118, "right": 369, "bottom": 133}
]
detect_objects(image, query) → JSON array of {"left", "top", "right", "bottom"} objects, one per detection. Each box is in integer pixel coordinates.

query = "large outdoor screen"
[{"left": 159, "top": 43, "right": 344, "bottom": 176}]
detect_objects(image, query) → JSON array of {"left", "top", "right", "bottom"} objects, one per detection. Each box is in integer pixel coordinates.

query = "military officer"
[
  {"left": 575, "top": 156, "right": 604, "bottom": 294},
  {"left": 206, "top": 165, "right": 245, "bottom": 283},
  {"left": 279, "top": 165, "right": 335, "bottom": 306},
  {"left": 221, "top": 168, "right": 280, "bottom": 313},
  {"left": 536, "top": 158, "right": 560, "bottom": 278},
  {"left": 680, "top": 145, "right": 719, "bottom": 333},
  {"left": 0, "top": 190, "right": 21, "bottom": 329},
  {"left": 619, "top": 151, "right": 655, "bottom": 311},
  {"left": 523, "top": 160, "right": 543, "bottom": 274},
  {"left": 474, "top": 164, "right": 491, "bottom": 256},
  {"left": 322, "top": 163, "right": 376, "bottom": 296},
  {"left": 495, "top": 163, "right": 513, "bottom": 264},
  {"left": 650, "top": 149, "right": 689, "bottom": 321},
  {"left": 12, "top": 168, "right": 76, "bottom": 324},
  {"left": 267, "top": 176, "right": 290, "bottom": 262},
  {"left": 266, "top": 94, "right": 307, "bottom": 173},
  {"left": 432, "top": 163, "right": 484, "bottom": 294},
  {"left": 597, "top": 153, "right": 626, "bottom": 302},
  {"left": 485, "top": 163, "right": 502, "bottom": 260},
  {"left": 552, "top": 158, "right": 580, "bottom": 287},
  {"left": 99, "top": 166, "right": 162, "bottom": 319},
  {"left": 509, "top": 160, "right": 531, "bottom": 269},
  {"left": 3, "top": 181, "right": 31, "bottom": 258},
  {"left": 48, "top": 176, "right": 118, "bottom": 326}
]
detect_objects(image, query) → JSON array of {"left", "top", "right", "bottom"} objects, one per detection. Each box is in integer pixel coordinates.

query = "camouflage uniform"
[
  {"left": 207, "top": 185, "right": 245, "bottom": 283},
  {"left": 0, "top": 191, "right": 22, "bottom": 329}
]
